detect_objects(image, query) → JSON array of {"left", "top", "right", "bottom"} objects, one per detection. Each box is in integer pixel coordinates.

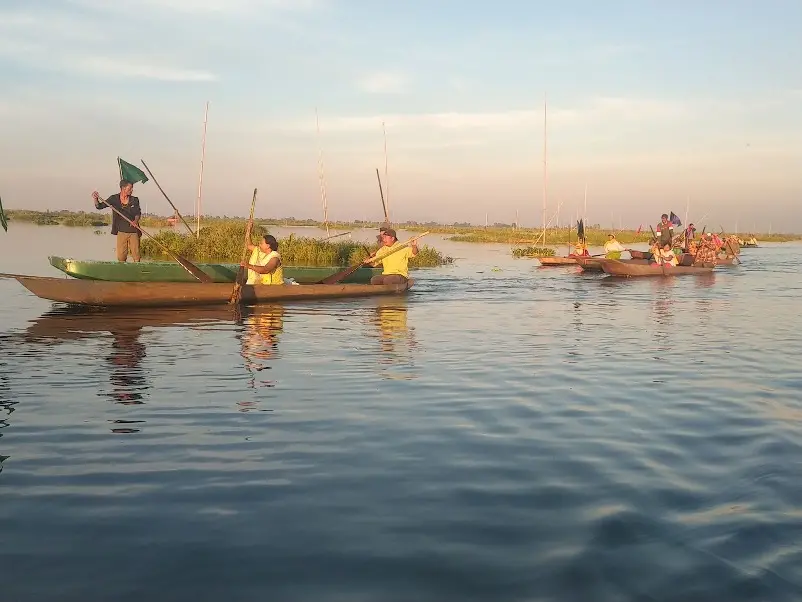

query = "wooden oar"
[
  {"left": 230, "top": 188, "right": 258, "bottom": 304},
  {"left": 321, "top": 231, "right": 351, "bottom": 241},
  {"left": 98, "top": 195, "right": 212, "bottom": 283},
  {"left": 140, "top": 159, "right": 195, "bottom": 236},
  {"left": 317, "top": 232, "right": 429, "bottom": 285},
  {"left": 376, "top": 168, "right": 389, "bottom": 224}
]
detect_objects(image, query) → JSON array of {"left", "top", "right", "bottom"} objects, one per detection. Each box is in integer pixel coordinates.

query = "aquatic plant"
[
  {"left": 511, "top": 246, "right": 556, "bottom": 258},
  {"left": 140, "top": 223, "right": 453, "bottom": 267}
]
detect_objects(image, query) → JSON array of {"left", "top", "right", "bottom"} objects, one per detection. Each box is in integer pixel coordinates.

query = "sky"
[{"left": 0, "top": 0, "right": 800, "bottom": 231}]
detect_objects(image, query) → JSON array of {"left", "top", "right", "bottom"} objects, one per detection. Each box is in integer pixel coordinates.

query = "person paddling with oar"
[
  {"left": 92, "top": 179, "right": 142, "bottom": 262},
  {"left": 367, "top": 228, "right": 418, "bottom": 285}
]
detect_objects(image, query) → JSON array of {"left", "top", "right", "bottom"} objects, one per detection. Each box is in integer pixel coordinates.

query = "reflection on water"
[
  {"left": 0, "top": 349, "right": 13, "bottom": 474},
  {"left": 1, "top": 237, "right": 802, "bottom": 602},
  {"left": 371, "top": 299, "right": 418, "bottom": 380},
  {"left": 238, "top": 304, "right": 285, "bottom": 396},
  {"left": 106, "top": 327, "right": 148, "bottom": 406}
]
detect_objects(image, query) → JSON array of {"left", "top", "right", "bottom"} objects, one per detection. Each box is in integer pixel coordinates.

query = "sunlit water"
[{"left": 1, "top": 224, "right": 801, "bottom": 601}]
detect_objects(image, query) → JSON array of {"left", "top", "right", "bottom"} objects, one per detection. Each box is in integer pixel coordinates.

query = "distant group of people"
[{"left": 565, "top": 210, "right": 749, "bottom": 269}]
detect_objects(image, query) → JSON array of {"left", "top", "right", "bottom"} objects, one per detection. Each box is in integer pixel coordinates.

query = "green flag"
[
  {"left": 118, "top": 157, "right": 149, "bottom": 185},
  {"left": 0, "top": 195, "right": 7, "bottom": 232}
]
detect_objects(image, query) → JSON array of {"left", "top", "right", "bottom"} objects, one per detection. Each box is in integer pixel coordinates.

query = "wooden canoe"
[
  {"left": 48, "top": 256, "right": 381, "bottom": 284},
  {"left": 538, "top": 256, "right": 578, "bottom": 266},
  {"left": 601, "top": 259, "right": 715, "bottom": 277},
  {"left": 12, "top": 275, "right": 412, "bottom": 307},
  {"left": 575, "top": 257, "right": 652, "bottom": 272}
]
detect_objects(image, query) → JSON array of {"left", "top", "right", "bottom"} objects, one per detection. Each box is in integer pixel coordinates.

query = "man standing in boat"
[
  {"left": 369, "top": 228, "right": 418, "bottom": 285},
  {"left": 91, "top": 180, "right": 142, "bottom": 263},
  {"left": 656, "top": 214, "right": 674, "bottom": 247}
]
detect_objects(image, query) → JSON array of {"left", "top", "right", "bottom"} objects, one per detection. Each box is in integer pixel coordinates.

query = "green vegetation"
[
  {"left": 5, "top": 209, "right": 171, "bottom": 228},
  {"left": 140, "top": 222, "right": 453, "bottom": 267},
  {"left": 5, "top": 209, "right": 800, "bottom": 243},
  {"left": 511, "top": 246, "right": 555, "bottom": 258}
]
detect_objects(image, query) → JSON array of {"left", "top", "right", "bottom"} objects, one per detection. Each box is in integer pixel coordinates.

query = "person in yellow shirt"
[
  {"left": 241, "top": 234, "right": 284, "bottom": 285},
  {"left": 369, "top": 228, "right": 418, "bottom": 285}
]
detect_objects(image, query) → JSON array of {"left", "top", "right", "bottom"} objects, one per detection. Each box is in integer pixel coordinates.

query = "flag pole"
[{"left": 196, "top": 101, "right": 209, "bottom": 238}]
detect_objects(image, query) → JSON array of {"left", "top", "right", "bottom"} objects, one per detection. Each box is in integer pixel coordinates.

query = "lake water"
[{"left": 1, "top": 223, "right": 801, "bottom": 601}]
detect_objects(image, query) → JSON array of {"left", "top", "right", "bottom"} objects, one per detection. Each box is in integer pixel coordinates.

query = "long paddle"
[
  {"left": 376, "top": 168, "right": 389, "bottom": 224},
  {"left": 98, "top": 195, "right": 212, "bottom": 283},
  {"left": 139, "top": 159, "right": 195, "bottom": 236},
  {"left": 230, "top": 188, "right": 259, "bottom": 304},
  {"left": 317, "top": 232, "right": 429, "bottom": 285}
]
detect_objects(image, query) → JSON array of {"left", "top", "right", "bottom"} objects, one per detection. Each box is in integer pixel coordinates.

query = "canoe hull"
[
  {"left": 538, "top": 256, "right": 577, "bottom": 266},
  {"left": 601, "top": 260, "right": 715, "bottom": 277},
  {"left": 48, "top": 256, "right": 381, "bottom": 284},
  {"left": 14, "top": 276, "right": 412, "bottom": 307},
  {"left": 575, "top": 257, "right": 651, "bottom": 272}
]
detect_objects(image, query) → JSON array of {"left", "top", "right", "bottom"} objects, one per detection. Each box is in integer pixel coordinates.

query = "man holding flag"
[
  {"left": 656, "top": 213, "right": 675, "bottom": 247},
  {"left": 91, "top": 158, "right": 148, "bottom": 262}
]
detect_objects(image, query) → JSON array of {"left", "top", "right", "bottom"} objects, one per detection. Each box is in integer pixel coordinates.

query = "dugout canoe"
[
  {"left": 48, "top": 256, "right": 381, "bottom": 284},
  {"left": 601, "top": 259, "right": 715, "bottom": 277},
  {"left": 537, "top": 256, "right": 578, "bottom": 266},
  {"left": 11, "top": 275, "right": 412, "bottom": 308},
  {"left": 575, "top": 257, "right": 651, "bottom": 272}
]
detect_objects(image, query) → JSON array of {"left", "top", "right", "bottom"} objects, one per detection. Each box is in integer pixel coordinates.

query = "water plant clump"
[
  {"left": 511, "top": 246, "right": 555, "bottom": 258},
  {"left": 140, "top": 223, "right": 453, "bottom": 267}
]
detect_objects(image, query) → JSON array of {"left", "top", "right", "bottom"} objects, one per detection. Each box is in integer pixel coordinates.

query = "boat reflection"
[
  {"left": 23, "top": 306, "right": 266, "bottom": 434},
  {"left": 0, "top": 352, "right": 13, "bottom": 475},
  {"left": 370, "top": 298, "right": 419, "bottom": 380},
  {"left": 238, "top": 304, "right": 285, "bottom": 394}
]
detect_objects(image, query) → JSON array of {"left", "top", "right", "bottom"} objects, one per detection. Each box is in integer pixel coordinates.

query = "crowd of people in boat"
[{"left": 570, "top": 213, "right": 745, "bottom": 268}]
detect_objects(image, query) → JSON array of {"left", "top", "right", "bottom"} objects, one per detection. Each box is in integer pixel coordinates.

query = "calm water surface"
[{"left": 1, "top": 224, "right": 801, "bottom": 601}]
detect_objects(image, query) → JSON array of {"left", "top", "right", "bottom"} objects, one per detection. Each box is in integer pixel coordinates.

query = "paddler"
[
  {"left": 603, "top": 234, "right": 625, "bottom": 259},
  {"left": 658, "top": 243, "right": 678, "bottom": 266},
  {"left": 693, "top": 233, "right": 718, "bottom": 265},
  {"left": 241, "top": 234, "right": 284, "bottom": 285},
  {"left": 368, "top": 228, "right": 418, "bottom": 285},
  {"left": 572, "top": 240, "right": 590, "bottom": 257},
  {"left": 656, "top": 213, "right": 674, "bottom": 247},
  {"left": 92, "top": 179, "right": 142, "bottom": 262}
]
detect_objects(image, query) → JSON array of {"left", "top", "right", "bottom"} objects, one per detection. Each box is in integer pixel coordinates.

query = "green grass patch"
[
  {"left": 511, "top": 246, "right": 556, "bottom": 258},
  {"left": 139, "top": 222, "right": 453, "bottom": 267}
]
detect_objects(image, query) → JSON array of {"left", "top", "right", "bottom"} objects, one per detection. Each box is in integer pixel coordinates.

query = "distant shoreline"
[{"left": 4, "top": 209, "right": 799, "bottom": 244}]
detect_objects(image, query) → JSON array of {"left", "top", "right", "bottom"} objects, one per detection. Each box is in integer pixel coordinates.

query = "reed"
[{"left": 140, "top": 223, "right": 453, "bottom": 267}]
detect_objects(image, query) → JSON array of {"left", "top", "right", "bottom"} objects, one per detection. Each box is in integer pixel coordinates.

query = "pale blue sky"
[{"left": 1, "top": 0, "right": 800, "bottom": 230}]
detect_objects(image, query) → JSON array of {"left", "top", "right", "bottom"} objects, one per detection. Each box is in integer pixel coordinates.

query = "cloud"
[
  {"left": 75, "top": 56, "right": 216, "bottom": 82},
  {"left": 357, "top": 72, "right": 410, "bottom": 94},
  {"left": 68, "top": 0, "right": 324, "bottom": 17},
  {"left": 270, "top": 97, "right": 689, "bottom": 134}
]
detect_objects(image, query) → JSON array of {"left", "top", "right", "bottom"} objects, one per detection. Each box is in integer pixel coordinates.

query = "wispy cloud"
[
  {"left": 75, "top": 56, "right": 216, "bottom": 82},
  {"left": 357, "top": 72, "right": 410, "bottom": 94},
  {"left": 272, "top": 97, "right": 689, "bottom": 134},
  {"left": 70, "top": 0, "right": 324, "bottom": 15}
]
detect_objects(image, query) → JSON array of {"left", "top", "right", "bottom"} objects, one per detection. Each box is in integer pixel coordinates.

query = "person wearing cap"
[
  {"left": 368, "top": 228, "right": 418, "bottom": 285},
  {"left": 241, "top": 233, "right": 284, "bottom": 285},
  {"left": 603, "top": 234, "right": 625, "bottom": 259},
  {"left": 656, "top": 213, "right": 673, "bottom": 247}
]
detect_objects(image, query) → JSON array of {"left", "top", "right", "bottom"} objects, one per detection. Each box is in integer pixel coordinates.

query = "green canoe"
[{"left": 49, "top": 256, "right": 381, "bottom": 284}]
